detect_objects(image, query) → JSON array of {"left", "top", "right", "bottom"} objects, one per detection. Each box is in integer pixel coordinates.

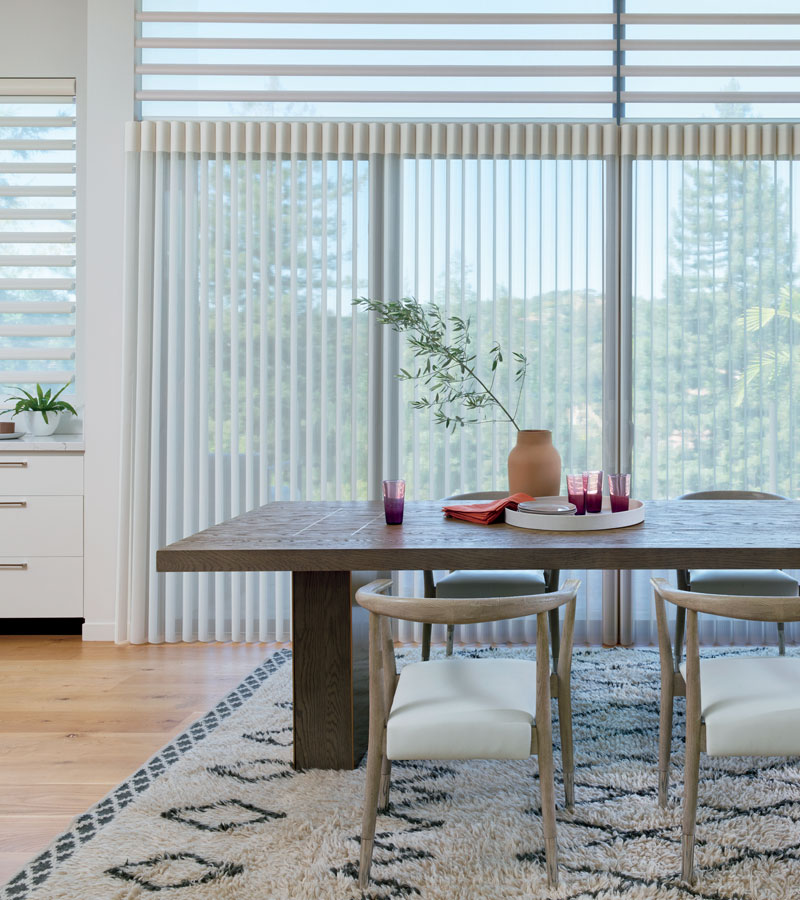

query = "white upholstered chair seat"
[
  {"left": 688, "top": 569, "right": 798, "bottom": 597},
  {"left": 386, "top": 658, "right": 536, "bottom": 760},
  {"left": 679, "top": 657, "right": 800, "bottom": 756},
  {"left": 435, "top": 569, "right": 547, "bottom": 599}
]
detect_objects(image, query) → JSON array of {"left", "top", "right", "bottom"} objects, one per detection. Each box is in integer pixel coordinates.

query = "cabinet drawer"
[
  {"left": 0, "top": 454, "right": 83, "bottom": 495},
  {"left": 0, "top": 496, "right": 83, "bottom": 556},
  {"left": 0, "top": 557, "right": 82, "bottom": 618}
]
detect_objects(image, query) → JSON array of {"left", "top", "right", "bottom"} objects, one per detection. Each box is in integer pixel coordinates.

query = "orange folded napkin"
[{"left": 443, "top": 492, "right": 535, "bottom": 525}]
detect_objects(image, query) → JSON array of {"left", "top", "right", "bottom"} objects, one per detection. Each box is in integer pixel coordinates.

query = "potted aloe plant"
[{"left": 4, "top": 382, "right": 78, "bottom": 436}]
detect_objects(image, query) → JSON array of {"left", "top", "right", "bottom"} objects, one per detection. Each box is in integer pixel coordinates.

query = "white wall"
[
  {"left": 0, "top": 1, "right": 87, "bottom": 77},
  {"left": 2, "top": 0, "right": 133, "bottom": 640},
  {"left": 82, "top": 0, "right": 133, "bottom": 639}
]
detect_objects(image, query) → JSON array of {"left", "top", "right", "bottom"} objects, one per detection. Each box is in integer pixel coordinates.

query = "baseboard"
[
  {"left": 0, "top": 617, "right": 84, "bottom": 636},
  {"left": 82, "top": 621, "right": 116, "bottom": 641}
]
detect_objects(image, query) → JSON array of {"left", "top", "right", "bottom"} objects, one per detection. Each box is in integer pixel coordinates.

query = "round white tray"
[{"left": 505, "top": 496, "right": 644, "bottom": 531}]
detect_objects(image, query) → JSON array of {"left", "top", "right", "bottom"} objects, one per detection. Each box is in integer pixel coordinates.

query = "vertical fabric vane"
[{"left": 118, "top": 121, "right": 614, "bottom": 644}]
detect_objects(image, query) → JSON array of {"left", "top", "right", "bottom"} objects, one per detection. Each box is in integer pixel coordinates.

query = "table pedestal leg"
[{"left": 292, "top": 570, "right": 369, "bottom": 770}]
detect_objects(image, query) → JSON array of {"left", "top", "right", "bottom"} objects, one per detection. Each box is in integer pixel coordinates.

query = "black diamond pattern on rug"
[
  {"left": 105, "top": 852, "right": 243, "bottom": 891},
  {"left": 161, "top": 798, "right": 286, "bottom": 832},
  {"left": 242, "top": 725, "right": 293, "bottom": 747},
  {"left": 207, "top": 756, "right": 294, "bottom": 784}
]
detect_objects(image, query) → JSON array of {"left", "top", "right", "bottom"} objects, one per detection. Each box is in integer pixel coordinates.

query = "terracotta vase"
[{"left": 507, "top": 429, "right": 562, "bottom": 497}]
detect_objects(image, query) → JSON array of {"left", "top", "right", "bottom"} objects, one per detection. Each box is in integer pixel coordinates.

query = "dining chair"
[
  {"left": 422, "top": 491, "right": 561, "bottom": 663},
  {"left": 651, "top": 577, "right": 800, "bottom": 884},
  {"left": 354, "top": 576, "right": 580, "bottom": 890},
  {"left": 673, "top": 490, "right": 796, "bottom": 668}
]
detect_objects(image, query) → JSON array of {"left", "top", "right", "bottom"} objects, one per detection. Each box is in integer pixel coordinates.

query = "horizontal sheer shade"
[
  {"left": 0, "top": 78, "right": 76, "bottom": 97},
  {"left": 136, "top": 3, "right": 615, "bottom": 118},
  {"left": 619, "top": 13, "right": 800, "bottom": 116},
  {"left": 136, "top": 5, "right": 800, "bottom": 120},
  {"left": 0, "top": 82, "right": 77, "bottom": 396}
]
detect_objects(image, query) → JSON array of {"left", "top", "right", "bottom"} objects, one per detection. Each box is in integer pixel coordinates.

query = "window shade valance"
[
  {"left": 124, "top": 120, "right": 619, "bottom": 159},
  {"left": 125, "top": 120, "right": 800, "bottom": 160},
  {"left": 620, "top": 122, "right": 800, "bottom": 159}
]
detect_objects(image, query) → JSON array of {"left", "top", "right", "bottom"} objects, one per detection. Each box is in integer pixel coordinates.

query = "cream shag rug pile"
[{"left": 3, "top": 647, "right": 800, "bottom": 900}]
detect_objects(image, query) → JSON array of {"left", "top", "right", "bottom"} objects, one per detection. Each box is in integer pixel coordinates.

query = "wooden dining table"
[{"left": 156, "top": 498, "right": 800, "bottom": 771}]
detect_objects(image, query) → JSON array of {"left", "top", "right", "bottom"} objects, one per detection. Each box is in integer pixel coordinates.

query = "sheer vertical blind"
[
  {"left": 123, "top": 3, "right": 800, "bottom": 646},
  {"left": 0, "top": 78, "right": 77, "bottom": 396},
  {"left": 118, "top": 120, "right": 615, "bottom": 644},
  {"left": 623, "top": 122, "right": 800, "bottom": 646}
]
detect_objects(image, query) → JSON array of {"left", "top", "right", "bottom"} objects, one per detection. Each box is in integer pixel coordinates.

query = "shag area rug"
[{"left": 3, "top": 646, "right": 800, "bottom": 900}]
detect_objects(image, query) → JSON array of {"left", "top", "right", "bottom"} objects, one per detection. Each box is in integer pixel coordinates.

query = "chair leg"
[
  {"left": 778, "top": 622, "right": 786, "bottom": 656},
  {"left": 548, "top": 607, "right": 560, "bottom": 671},
  {"left": 673, "top": 606, "right": 686, "bottom": 672},
  {"left": 658, "top": 671, "right": 674, "bottom": 809},
  {"left": 681, "top": 717, "right": 701, "bottom": 884},
  {"left": 538, "top": 737, "right": 559, "bottom": 888},
  {"left": 421, "top": 623, "right": 432, "bottom": 661},
  {"left": 557, "top": 676, "right": 574, "bottom": 809},
  {"left": 446, "top": 623, "right": 455, "bottom": 657},
  {"left": 378, "top": 734, "right": 392, "bottom": 812},
  {"left": 359, "top": 726, "right": 384, "bottom": 889}
]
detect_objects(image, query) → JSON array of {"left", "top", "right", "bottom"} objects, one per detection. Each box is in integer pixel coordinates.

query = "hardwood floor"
[{"left": 0, "top": 635, "right": 288, "bottom": 885}]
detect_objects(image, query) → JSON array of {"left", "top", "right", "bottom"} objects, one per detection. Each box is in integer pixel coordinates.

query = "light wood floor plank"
[{"left": 0, "top": 635, "right": 288, "bottom": 884}]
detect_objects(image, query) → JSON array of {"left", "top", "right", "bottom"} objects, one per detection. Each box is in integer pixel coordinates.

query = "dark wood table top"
[{"left": 156, "top": 499, "right": 800, "bottom": 572}]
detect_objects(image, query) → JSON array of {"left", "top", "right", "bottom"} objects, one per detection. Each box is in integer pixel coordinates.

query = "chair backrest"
[
  {"left": 651, "top": 577, "right": 800, "bottom": 623},
  {"left": 441, "top": 491, "right": 509, "bottom": 502},
  {"left": 356, "top": 578, "right": 580, "bottom": 626},
  {"left": 673, "top": 491, "right": 791, "bottom": 587},
  {"left": 677, "top": 490, "right": 788, "bottom": 501}
]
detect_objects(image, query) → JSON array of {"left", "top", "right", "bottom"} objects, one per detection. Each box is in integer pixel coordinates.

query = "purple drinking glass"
[
  {"left": 566, "top": 474, "right": 586, "bottom": 515},
  {"left": 383, "top": 479, "right": 406, "bottom": 525},
  {"left": 608, "top": 473, "right": 631, "bottom": 513},
  {"left": 583, "top": 470, "right": 604, "bottom": 513}
]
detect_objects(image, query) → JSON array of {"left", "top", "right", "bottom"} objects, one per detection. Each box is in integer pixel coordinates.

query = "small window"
[{"left": 0, "top": 78, "right": 77, "bottom": 403}]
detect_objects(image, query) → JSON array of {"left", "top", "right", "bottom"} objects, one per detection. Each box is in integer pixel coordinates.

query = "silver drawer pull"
[
  {"left": 0, "top": 500, "right": 26, "bottom": 508},
  {"left": 0, "top": 562, "right": 27, "bottom": 570},
  {"left": 0, "top": 461, "right": 27, "bottom": 468}
]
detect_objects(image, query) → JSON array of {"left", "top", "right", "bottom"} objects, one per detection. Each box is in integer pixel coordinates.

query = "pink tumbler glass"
[
  {"left": 383, "top": 479, "right": 405, "bottom": 525},
  {"left": 608, "top": 473, "right": 631, "bottom": 513},
  {"left": 566, "top": 474, "right": 586, "bottom": 515},
  {"left": 583, "top": 470, "right": 604, "bottom": 513}
]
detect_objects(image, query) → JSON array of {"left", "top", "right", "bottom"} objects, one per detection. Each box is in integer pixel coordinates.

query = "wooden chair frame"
[
  {"left": 652, "top": 576, "right": 800, "bottom": 883},
  {"left": 421, "top": 568, "right": 562, "bottom": 661},
  {"left": 421, "top": 490, "right": 561, "bottom": 664},
  {"left": 673, "top": 490, "right": 792, "bottom": 666},
  {"left": 355, "top": 577, "right": 580, "bottom": 890}
]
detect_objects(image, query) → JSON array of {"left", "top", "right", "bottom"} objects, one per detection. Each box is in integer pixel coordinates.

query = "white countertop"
[{"left": 0, "top": 432, "right": 85, "bottom": 452}]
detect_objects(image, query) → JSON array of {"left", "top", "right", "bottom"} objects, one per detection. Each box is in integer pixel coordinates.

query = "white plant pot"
[{"left": 29, "top": 410, "right": 61, "bottom": 436}]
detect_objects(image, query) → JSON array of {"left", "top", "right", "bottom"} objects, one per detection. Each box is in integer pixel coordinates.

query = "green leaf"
[{"left": 50, "top": 382, "right": 70, "bottom": 403}]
